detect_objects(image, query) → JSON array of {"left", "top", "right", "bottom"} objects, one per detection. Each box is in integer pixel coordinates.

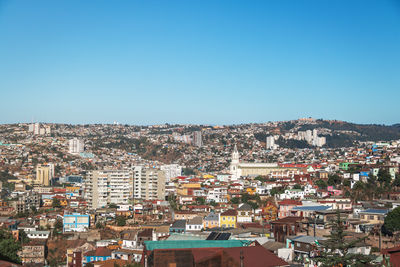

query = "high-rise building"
[
  {"left": 193, "top": 131, "right": 203, "bottom": 147},
  {"left": 69, "top": 138, "right": 84, "bottom": 154},
  {"left": 84, "top": 170, "right": 133, "bottom": 209},
  {"left": 132, "top": 166, "right": 165, "bottom": 200},
  {"left": 34, "top": 123, "right": 40, "bottom": 135},
  {"left": 36, "top": 164, "right": 52, "bottom": 186},
  {"left": 160, "top": 164, "right": 182, "bottom": 182},
  {"left": 266, "top": 136, "right": 275, "bottom": 150}
]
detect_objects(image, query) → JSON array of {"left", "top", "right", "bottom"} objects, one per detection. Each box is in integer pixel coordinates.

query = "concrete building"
[
  {"left": 133, "top": 166, "right": 165, "bottom": 200},
  {"left": 160, "top": 164, "right": 182, "bottom": 182},
  {"left": 69, "top": 138, "right": 84, "bottom": 154},
  {"left": 193, "top": 131, "right": 203, "bottom": 147},
  {"left": 229, "top": 146, "right": 301, "bottom": 179},
  {"left": 266, "top": 136, "right": 275, "bottom": 150},
  {"left": 14, "top": 191, "right": 41, "bottom": 214},
  {"left": 85, "top": 170, "right": 133, "bottom": 209},
  {"left": 36, "top": 163, "right": 54, "bottom": 186},
  {"left": 63, "top": 213, "right": 90, "bottom": 232}
]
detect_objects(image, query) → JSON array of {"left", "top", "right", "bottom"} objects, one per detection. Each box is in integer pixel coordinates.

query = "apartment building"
[
  {"left": 69, "top": 138, "right": 84, "bottom": 154},
  {"left": 85, "top": 170, "right": 133, "bottom": 209},
  {"left": 132, "top": 166, "right": 165, "bottom": 200},
  {"left": 36, "top": 163, "right": 54, "bottom": 186}
]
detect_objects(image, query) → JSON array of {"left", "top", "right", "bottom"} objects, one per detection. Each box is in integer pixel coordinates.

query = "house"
[
  {"left": 278, "top": 199, "right": 302, "bottom": 218},
  {"left": 112, "top": 249, "right": 142, "bottom": 262},
  {"left": 170, "top": 220, "right": 186, "bottom": 234},
  {"left": 186, "top": 216, "right": 203, "bottom": 231},
  {"left": 137, "top": 228, "right": 153, "bottom": 247},
  {"left": 63, "top": 213, "right": 90, "bottom": 232},
  {"left": 382, "top": 245, "right": 400, "bottom": 267},
  {"left": 359, "top": 209, "right": 388, "bottom": 225},
  {"left": 26, "top": 230, "right": 50, "bottom": 239},
  {"left": 19, "top": 241, "right": 46, "bottom": 265},
  {"left": 287, "top": 235, "right": 326, "bottom": 264},
  {"left": 220, "top": 209, "right": 237, "bottom": 228},
  {"left": 84, "top": 247, "right": 112, "bottom": 264},
  {"left": 271, "top": 217, "right": 303, "bottom": 243},
  {"left": 121, "top": 230, "right": 139, "bottom": 249},
  {"left": 237, "top": 203, "right": 253, "bottom": 223},
  {"left": 203, "top": 212, "right": 219, "bottom": 229},
  {"left": 174, "top": 211, "right": 197, "bottom": 221},
  {"left": 145, "top": 244, "right": 289, "bottom": 267}
]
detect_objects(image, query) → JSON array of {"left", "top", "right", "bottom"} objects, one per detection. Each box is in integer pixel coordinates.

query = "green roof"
[{"left": 144, "top": 240, "right": 250, "bottom": 251}]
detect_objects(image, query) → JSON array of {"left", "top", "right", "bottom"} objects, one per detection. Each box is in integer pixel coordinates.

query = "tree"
[
  {"left": 316, "top": 211, "right": 373, "bottom": 266},
  {"left": 52, "top": 198, "right": 61, "bottom": 208},
  {"left": 196, "top": 197, "right": 206, "bottom": 205},
  {"left": 327, "top": 174, "right": 341, "bottom": 186},
  {"left": 19, "top": 230, "right": 30, "bottom": 244},
  {"left": 293, "top": 184, "right": 302, "bottom": 190},
  {"left": 377, "top": 168, "right": 392, "bottom": 190},
  {"left": 270, "top": 187, "right": 284, "bottom": 196},
  {"left": 0, "top": 229, "right": 21, "bottom": 264},
  {"left": 230, "top": 197, "right": 240, "bottom": 204},
  {"left": 382, "top": 206, "right": 400, "bottom": 234},
  {"left": 108, "top": 203, "right": 118, "bottom": 209},
  {"left": 116, "top": 216, "right": 126, "bottom": 226},
  {"left": 315, "top": 179, "right": 327, "bottom": 190},
  {"left": 343, "top": 179, "right": 351, "bottom": 187},
  {"left": 53, "top": 219, "right": 63, "bottom": 236},
  {"left": 96, "top": 222, "right": 104, "bottom": 229}
]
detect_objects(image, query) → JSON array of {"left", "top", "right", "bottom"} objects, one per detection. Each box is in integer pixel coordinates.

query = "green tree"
[
  {"left": 343, "top": 179, "right": 351, "bottom": 187},
  {"left": 108, "top": 203, "right": 118, "bottom": 209},
  {"left": 52, "top": 198, "right": 61, "bottom": 208},
  {"left": 315, "top": 179, "right": 327, "bottom": 190},
  {"left": 53, "top": 219, "right": 63, "bottom": 236},
  {"left": 392, "top": 174, "right": 400, "bottom": 188},
  {"left": 196, "top": 197, "right": 206, "bottom": 205},
  {"left": 19, "top": 230, "right": 30, "bottom": 244},
  {"left": 377, "top": 168, "right": 392, "bottom": 189},
  {"left": 230, "top": 197, "right": 240, "bottom": 204},
  {"left": 316, "top": 211, "right": 373, "bottom": 266},
  {"left": 293, "top": 184, "right": 302, "bottom": 189},
  {"left": 382, "top": 206, "right": 400, "bottom": 234},
  {"left": 116, "top": 216, "right": 126, "bottom": 226},
  {"left": 327, "top": 174, "right": 341, "bottom": 186},
  {"left": 270, "top": 187, "right": 284, "bottom": 196},
  {"left": 0, "top": 229, "right": 21, "bottom": 264}
]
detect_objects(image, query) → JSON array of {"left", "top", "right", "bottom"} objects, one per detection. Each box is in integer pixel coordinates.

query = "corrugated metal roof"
[{"left": 144, "top": 240, "right": 250, "bottom": 251}]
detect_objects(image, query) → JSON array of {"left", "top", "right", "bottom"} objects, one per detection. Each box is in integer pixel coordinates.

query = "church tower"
[{"left": 230, "top": 144, "right": 241, "bottom": 180}]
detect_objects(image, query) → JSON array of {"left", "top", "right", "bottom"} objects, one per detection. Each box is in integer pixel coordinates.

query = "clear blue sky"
[{"left": 1, "top": 0, "right": 399, "bottom": 125}]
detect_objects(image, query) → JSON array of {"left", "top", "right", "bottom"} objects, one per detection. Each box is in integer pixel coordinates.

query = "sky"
[{"left": 0, "top": 0, "right": 400, "bottom": 125}]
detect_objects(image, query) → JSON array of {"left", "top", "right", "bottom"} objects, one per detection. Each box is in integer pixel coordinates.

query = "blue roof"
[
  {"left": 292, "top": 206, "right": 330, "bottom": 211},
  {"left": 361, "top": 209, "right": 388, "bottom": 214}
]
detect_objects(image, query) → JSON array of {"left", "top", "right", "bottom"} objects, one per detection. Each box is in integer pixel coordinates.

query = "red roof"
[
  {"left": 278, "top": 199, "right": 302, "bottom": 206},
  {"left": 221, "top": 209, "right": 237, "bottom": 216}
]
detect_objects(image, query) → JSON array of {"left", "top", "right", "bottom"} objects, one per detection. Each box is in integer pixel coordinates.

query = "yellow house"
[
  {"left": 220, "top": 209, "right": 237, "bottom": 228},
  {"left": 246, "top": 187, "right": 256, "bottom": 195}
]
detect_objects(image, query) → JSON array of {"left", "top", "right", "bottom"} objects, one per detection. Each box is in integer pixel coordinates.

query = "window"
[{"left": 369, "top": 215, "right": 374, "bottom": 220}]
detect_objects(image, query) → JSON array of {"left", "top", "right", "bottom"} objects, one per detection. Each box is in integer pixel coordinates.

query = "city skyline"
[{"left": 1, "top": 0, "right": 399, "bottom": 125}]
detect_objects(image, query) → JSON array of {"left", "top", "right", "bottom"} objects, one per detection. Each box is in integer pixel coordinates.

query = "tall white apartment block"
[
  {"left": 193, "top": 131, "right": 203, "bottom": 147},
  {"left": 160, "top": 164, "right": 182, "bottom": 182},
  {"left": 85, "top": 170, "right": 133, "bottom": 209},
  {"left": 69, "top": 138, "right": 85, "bottom": 154},
  {"left": 34, "top": 123, "right": 40, "bottom": 135},
  {"left": 266, "top": 136, "right": 275, "bottom": 150},
  {"left": 132, "top": 166, "right": 165, "bottom": 200}
]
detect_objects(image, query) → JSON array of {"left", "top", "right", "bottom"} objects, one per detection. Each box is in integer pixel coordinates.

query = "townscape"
[{"left": 1, "top": 118, "right": 400, "bottom": 266}]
